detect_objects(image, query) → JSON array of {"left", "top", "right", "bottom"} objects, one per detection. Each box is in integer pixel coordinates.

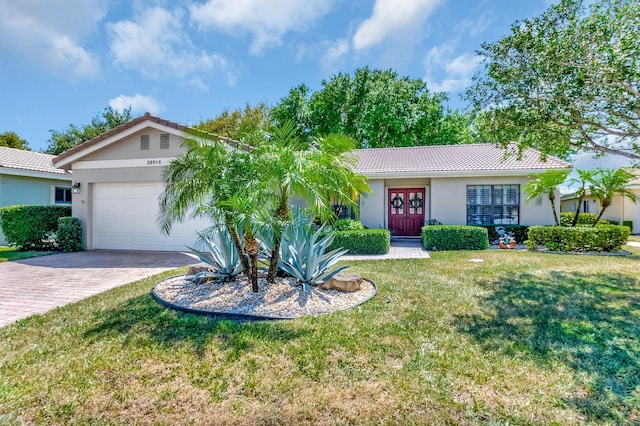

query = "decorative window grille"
[
  {"left": 140, "top": 135, "right": 150, "bottom": 150},
  {"left": 466, "top": 185, "right": 520, "bottom": 225},
  {"left": 160, "top": 134, "right": 169, "bottom": 149}
]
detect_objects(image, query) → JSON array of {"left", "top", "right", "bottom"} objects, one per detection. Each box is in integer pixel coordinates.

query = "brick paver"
[
  {"left": 0, "top": 250, "right": 198, "bottom": 327},
  {"left": 341, "top": 238, "right": 430, "bottom": 260}
]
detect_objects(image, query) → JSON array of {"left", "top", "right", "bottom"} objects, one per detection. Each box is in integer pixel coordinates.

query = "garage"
[{"left": 93, "top": 182, "right": 212, "bottom": 251}]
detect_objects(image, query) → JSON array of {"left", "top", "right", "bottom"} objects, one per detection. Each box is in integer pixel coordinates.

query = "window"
[
  {"left": 160, "top": 133, "right": 170, "bottom": 149},
  {"left": 582, "top": 200, "right": 590, "bottom": 213},
  {"left": 467, "top": 185, "right": 520, "bottom": 225},
  {"left": 140, "top": 135, "right": 150, "bottom": 150},
  {"left": 55, "top": 187, "right": 72, "bottom": 204}
]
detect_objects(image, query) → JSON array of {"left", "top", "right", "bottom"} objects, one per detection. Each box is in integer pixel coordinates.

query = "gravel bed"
[{"left": 152, "top": 275, "right": 377, "bottom": 319}]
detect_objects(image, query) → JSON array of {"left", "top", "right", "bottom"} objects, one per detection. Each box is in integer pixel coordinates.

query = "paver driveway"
[{"left": 0, "top": 250, "right": 199, "bottom": 327}]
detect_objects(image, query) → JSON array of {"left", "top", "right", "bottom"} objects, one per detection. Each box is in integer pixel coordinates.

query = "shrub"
[
  {"left": 327, "top": 229, "right": 390, "bottom": 254},
  {"left": 56, "top": 217, "right": 83, "bottom": 252},
  {"left": 330, "top": 219, "right": 365, "bottom": 231},
  {"left": 0, "top": 205, "right": 71, "bottom": 250},
  {"left": 623, "top": 220, "right": 633, "bottom": 233},
  {"left": 480, "top": 225, "right": 530, "bottom": 243},
  {"left": 559, "top": 212, "right": 611, "bottom": 226},
  {"left": 526, "top": 225, "right": 630, "bottom": 252},
  {"left": 421, "top": 226, "right": 489, "bottom": 251}
]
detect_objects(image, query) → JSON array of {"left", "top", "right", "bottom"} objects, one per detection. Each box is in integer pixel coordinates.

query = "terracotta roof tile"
[
  {"left": 0, "top": 146, "right": 68, "bottom": 175},
  {"left": 351, "top": 143, "right": 572, "bottom": 175}
]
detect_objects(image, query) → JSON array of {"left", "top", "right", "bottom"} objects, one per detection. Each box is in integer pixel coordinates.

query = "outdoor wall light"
[{"left": 72, "top": 182, "right": 81, "bottom": 194}]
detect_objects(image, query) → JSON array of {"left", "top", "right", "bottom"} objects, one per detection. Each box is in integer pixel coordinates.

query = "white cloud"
[
  {"left": 108, "top": 7, "right": 234, "bottom": 87},
  {"left": 108, "top": 94, "right": 163, "bottom": 115},
  {"left": 190, "top": 0, "right": 335, "bottom": 55},
  {"left": 424, "top": 42, "right": 482, "bottom": 93},
  {"left": 353, "top": 0, "right": 442, "bottom": 50},
  {"left": 321, "top": 39, "right": 350, "bottom": 70},
  {"left": 0, "top": 0, "right": 104, "bottom": 78}
]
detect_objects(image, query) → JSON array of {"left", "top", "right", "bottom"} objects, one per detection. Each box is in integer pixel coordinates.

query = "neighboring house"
[
  {"left": 0, "top": 146, "right": 73, "bottom": 245},
  {"left": 560, "top": 169, "right": 640, "bottom": 232},
  {"left": 53, "top": 113, "right": 573, "bottom": 250}
]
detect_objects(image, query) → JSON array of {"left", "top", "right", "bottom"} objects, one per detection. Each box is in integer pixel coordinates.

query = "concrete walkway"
[
  {"left": 627, "top": 241, "right": 640, "bottom": 248},
  {"left": 0, "top": 250, "right": 198, "bottom": 327},
  {"left": 342, "top": 238, "right": 429, "bottom": 260}
]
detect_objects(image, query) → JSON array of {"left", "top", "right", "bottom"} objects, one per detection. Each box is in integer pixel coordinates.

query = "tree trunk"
[
  {"left": 592, "top": 199, "right": 610, "bottom": 227},
  {"left": 549, "top": 193, "right": 560, "bottom": 226},
  {"left": 571, "top": 194, "right": 584, "bottom": 227},
  {"left": 267, "top": 236, "right": 281, "bottom": 284},
  {"left": 227, "top": 219, "right": 250, "bottom": 276},
  {"left": 244, "top": 234, "right": 260, "bottom": 292}
]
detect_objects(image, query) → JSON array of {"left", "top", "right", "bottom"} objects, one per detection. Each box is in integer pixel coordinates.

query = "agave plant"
[
  {"left": 278, "top": 219, "right": 349, "bottom": 292},
  {"left": 186, "top": 226, "right": 243, "bottom": 282}
]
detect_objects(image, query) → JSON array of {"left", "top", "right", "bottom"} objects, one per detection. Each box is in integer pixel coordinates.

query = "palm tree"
[
  {"left": 588, "top": 168, "right": 638, "bottom": 226},
  {"left": 256, "top": 122, "right": 370, "bottom": 284},
  {"left": 523, "top": 169, "right": 570, "bottom": 226},
  {"left": 566, "top": 169, "right": 595, "bottom": 227},
  {"left": 158, "top": 131, "right": 257, "bottom": 278}
]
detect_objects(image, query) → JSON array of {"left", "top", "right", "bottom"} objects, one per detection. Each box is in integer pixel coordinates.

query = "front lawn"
[
  {"left": 1, "top": 247, "right": 639, "bottom": 424},
  {"left": 0, "top": 247, "right": 55, "bottom": 262}
]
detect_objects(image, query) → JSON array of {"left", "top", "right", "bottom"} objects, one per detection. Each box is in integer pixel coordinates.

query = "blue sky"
[
  {"left": 0, "top": 0, "right": 557, "bottom": 153},
  {"left": 7, "top": 0, "right": 631, "bottom": 179}
]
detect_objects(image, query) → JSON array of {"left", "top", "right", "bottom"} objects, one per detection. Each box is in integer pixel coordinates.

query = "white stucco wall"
[
  {"left": 360, "top": 180, "right": 385, "bottom": 230},
  {"left": 430, "top": 176, "right": 556, "bottom": 226}
]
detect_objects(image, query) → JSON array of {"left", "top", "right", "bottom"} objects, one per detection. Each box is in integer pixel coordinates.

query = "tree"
[
  {"left": 523, "top": 169, "right": 570, "bottom": 225},
  {"left": 196, "top": 103, "right": 271, "bottom": 143},
  {"left": 466, "top": 0, "right": 640, "bottom": 161},
  {"left": 255, "top": 122, "right": 370, "bottom": 283},
  {"left": 159, "top": 132, "right": 262, "bottom": 290},
  {"left": 272, "top": 67, "right": 475, "bottom": 148},
  {"left": 588, "top": 168, "right": 638, "bottom": 226},
  {"left": 45, "top": 107, "right": 132, "bottom": 155},
  {"left": 565, "top": 169, "right": 596, "bottom": 226},
  {"left": 0, "top": 132, "right": 30, "bottom": 150}
]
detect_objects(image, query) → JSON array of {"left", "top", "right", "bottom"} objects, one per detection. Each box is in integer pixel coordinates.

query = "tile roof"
[
  {"left": 0, "top": 146, "right": 68, "bottom": 176},
  {"left": 624, "top": 167, "right": 640, "bottom": 185},
  {"left": 351, "top": 143, "right": 572, "bottom": 175}
]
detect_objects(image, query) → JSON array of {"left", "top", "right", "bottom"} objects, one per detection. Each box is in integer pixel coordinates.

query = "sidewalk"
[{"left": 342, "top": 239, "right": 429, "bottom": 260}]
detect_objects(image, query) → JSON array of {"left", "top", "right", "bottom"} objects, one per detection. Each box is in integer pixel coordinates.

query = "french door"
[{"left": 388, "top": 188, "right": 425, "bottom": 236}]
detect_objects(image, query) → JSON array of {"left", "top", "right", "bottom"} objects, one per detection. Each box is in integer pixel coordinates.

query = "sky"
[{"left": 0, "top": 0, "right": 633, "bottom": 175}]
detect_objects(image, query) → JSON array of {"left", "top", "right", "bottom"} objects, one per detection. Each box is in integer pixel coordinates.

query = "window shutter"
[{"left": 160, "top": 134, "right": 169, "bottom": 149}]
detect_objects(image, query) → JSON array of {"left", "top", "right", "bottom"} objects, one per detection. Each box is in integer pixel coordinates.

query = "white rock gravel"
[{"left": 153, "top": 275, "right": 376, "bottom": 319}]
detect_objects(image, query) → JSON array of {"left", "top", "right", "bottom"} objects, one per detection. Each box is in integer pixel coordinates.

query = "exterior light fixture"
[{"left": 72, "top": 182, "right": 81, "bottom": 194}]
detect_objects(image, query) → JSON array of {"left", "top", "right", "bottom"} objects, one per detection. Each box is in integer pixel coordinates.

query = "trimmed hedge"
[
  {"left": 526, "top": 225, "right": 630, "bottom": 252},
  {"left": 479, "top": 225, "right": 530, "bottom": 243},
  {"left": 330, "top": 219, "right": 365, "bottom": 231},
  {"left": 57, "top": 217, "right": 83, "bottom": 252},
  {"left": 559, "top": 212, "right": 611, "bottom": 226},
  {"left": 327, "top": 229, "right": 390, "bottom": 254},
  {"left": 0, "top": 205, "right": 71, "bottom": 250},
  {"left": 421, "top": 225, "right": 489, "bottom": 251}
]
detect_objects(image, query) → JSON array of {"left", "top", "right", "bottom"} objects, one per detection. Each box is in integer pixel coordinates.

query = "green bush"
[
  {"left": 559, "top": 212, "right": 611, "bottom": 226},
  {"left": 623, "top": 220, "right": 633, "bottom": 233},
  {"left": 526, "top": 225, "right": 630, "bottom": 252},
  {"left": 480, "top": 225, "right": 530, "bottom": 243},
  {"left": 326, "top": 229, "right": 390, "bottom": 254},
  {"left": 330, "top": 219, "right": 365, "bottom": 231},
  {"left": 421, "top": 226, "right": 489, "bottom": 251},
  {"left": 0, "top": 205, "right": 71, "bottom": 250},
  {"left": 56, "top": 217, "right": 83, "bottom": 252}
]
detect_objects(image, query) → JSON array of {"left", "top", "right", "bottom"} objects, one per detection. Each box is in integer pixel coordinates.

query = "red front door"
[{"left": 388, "top": 188, "right": 425, "bottom": 236}]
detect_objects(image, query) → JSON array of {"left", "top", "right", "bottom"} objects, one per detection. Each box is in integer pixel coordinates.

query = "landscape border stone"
[{"left": 151, "top": 275, "right": 378, "bottom": 321}]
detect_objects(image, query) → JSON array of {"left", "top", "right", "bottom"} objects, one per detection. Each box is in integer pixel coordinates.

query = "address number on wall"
[{"left": 146, "top": 160, "right": 162, "bottom": 165}]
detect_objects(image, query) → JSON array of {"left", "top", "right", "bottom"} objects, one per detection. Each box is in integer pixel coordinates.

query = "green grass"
[
  {"left": 1, "top": 246, "right": 639, "bottom": 424},
  {"left": 0, "top": 246, "right": 55, "bottom": 262}
]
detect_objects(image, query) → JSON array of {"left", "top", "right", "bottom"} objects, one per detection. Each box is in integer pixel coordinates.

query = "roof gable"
[{"left": 351, "top": 144, "right": 572, "bottom": 176}]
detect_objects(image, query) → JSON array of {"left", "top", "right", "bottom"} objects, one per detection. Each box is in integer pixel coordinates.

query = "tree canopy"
[
  {"left": 0, "top": 132, "right": 30, "bottom": 150},
  {"left": 272, "top": 67, "right": 475, "bottom": 148},
  {"left": 466, "top": 0, "right": 640, "bottom": 161},
  {"left": 44, "top": 107, "right": 132, "bottom": 155},
  {"left": 196, "top": 103, "right": 270, "bottom": 143}
]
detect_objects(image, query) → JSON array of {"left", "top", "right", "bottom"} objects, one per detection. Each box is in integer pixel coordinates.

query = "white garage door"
[{"left": 93, "top": 182, "right": 213, "bottom": 251}]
